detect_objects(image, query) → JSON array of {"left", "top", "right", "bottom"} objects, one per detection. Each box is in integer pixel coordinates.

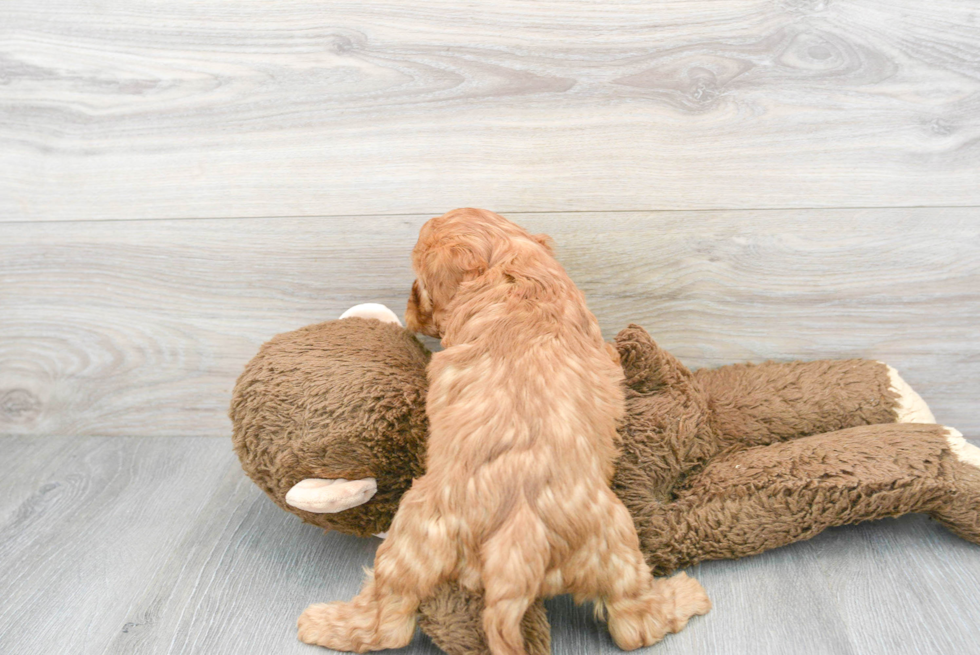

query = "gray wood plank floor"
[{"left": 1, "top": 436, "right": 978, "bottom": 655}]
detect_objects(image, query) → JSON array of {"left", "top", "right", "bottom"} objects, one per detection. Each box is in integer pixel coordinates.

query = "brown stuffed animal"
[{"left": 230, "top": 305, "right": 980, "bottom": 655}]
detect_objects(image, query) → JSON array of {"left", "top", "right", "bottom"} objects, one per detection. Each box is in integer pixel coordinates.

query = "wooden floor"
[
  {"left": 1, "top": 436, "right": 979, "bottom": 655},
  {"left": 2, "top": 0, "right": 979, "bottom": 653}
]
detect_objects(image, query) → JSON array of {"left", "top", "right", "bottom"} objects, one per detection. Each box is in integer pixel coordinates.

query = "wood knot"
[
  {"left": 0, "top": 388, "right": 42, "bottom": 423},
  {"left": 781, "top": 0, "right": 829, "bottom": 13},
  {"left": 929, "top": 118, "right": 954, "bottom": 136}
]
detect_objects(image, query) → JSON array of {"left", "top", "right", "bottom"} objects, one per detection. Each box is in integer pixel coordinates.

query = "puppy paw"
[
  {"left": 607, "top": 607, "right": 669, "bottom": 651},
  {"left": 606, "top": 573, "right": 711, "bottom": 650},
  {"left": 298, "top": 602, "right": 342, "bottom": 648},
  {"left": 297, "top": 599, "right": 415, "bottom": 652},
  {"left": 297, "top": 601, "right": 372, "bottom": 652},
  {"left": 663, "top": 571, "right": 711, "bottom": 633}
]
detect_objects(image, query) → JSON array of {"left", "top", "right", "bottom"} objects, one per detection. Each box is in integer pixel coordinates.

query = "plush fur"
[
  {"left": 230, "top": 319, "right": 429, "bottom": 537},
  {"left": 294, "top": 210, "right": 709, "bottom": 653},
  {"left": 231, "top": 317, "right": 980, "bottom": 655}
]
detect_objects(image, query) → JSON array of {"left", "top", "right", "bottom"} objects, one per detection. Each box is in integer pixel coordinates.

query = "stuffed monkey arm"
[
  {"left": 632, "top": 423, "right": 980, "bottom": 576},
  {"left": 693, "top": 359, "right": 934, "bottom": 450},
  {"left": 613, "top": 324, "right": 933, "bottom": 452}
]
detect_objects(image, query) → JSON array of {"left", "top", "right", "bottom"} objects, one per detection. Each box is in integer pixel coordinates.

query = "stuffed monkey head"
[{"left": 230, "top": 305, "right": 431, "bottom": 538}]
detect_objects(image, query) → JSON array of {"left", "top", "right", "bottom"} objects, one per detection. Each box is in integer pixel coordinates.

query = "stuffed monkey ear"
[
  {"left": 614, "top": 324, "right": 693, "bottom": 393},
  {"left": 339, "top": 303, "right": 403, "bottom": 326}
]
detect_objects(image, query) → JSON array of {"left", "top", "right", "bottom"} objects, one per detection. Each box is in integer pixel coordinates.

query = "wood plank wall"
[{"left": 2, "top": 1, "right": 978, "bottom": 437}]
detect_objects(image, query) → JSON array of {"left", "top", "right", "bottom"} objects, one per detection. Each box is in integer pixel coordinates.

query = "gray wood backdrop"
[
  {"left": 2, "top": 0, "right": 979, "bottom": 438},
  {"left": 2, "top": 211, "right": 978, "bottom": 437},
  {"left": 1, "top": 1, "right": 979, "bottom": 654}
]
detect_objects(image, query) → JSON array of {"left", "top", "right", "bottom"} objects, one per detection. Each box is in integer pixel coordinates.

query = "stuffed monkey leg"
[
  {"left": 693, "top": 359, "right": 925, "bottom": 449},
  {"left": 613, "top": 324, "right": 928, "bottom": 456},
  {"left": 634, "top": 423, "right": 980, "bottom": 576}
]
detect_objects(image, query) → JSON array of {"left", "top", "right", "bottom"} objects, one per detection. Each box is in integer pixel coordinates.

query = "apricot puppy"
[{"left": 298, "top": 208, "right": 710, "bottom": 654}]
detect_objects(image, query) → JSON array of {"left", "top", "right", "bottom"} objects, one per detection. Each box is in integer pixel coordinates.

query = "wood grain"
[
  {"left": 1, "top": 436, "right": 978, "bottom": 654},
  {"left": 2, "top": 0, "right": 979, "bottom": 220},
  {"left": 3, "top": 2, "right": 978, "bottom": 652},
  {"left": 1, "top": 208, "right": 977, "bottom": 438},
  {"left": 691, "top": 514, "right": 980, "bottom": 655},
  {"left": 0, "top": 437, "right": 242, "bottom": 654}
]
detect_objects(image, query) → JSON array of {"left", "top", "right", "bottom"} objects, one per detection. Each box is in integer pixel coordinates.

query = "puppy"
[{"left": 298, "top": 208, "right": 710, "bottom": 654}]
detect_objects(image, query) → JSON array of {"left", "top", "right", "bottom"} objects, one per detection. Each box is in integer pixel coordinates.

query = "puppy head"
[
  {"left": 406, "top": 210, "right": 493, "bottom": 337},
  {"left": 405, "top": 208, "right": 556, "bottom": 337}
]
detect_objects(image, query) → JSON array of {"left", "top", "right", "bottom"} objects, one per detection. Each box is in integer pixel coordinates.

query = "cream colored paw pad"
[
  {"left": 883, "top": 364, "right": 936, "bottom": 424},
  {"left": 944, "top": 427, "right": 980, "bottom": 469}
]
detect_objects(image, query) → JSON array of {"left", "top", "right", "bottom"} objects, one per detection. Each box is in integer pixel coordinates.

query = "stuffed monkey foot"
[
  {"left": 868, "top": 369, "right": 978, "bottom": 543},
  {"left": 883, "top": 364, "right": 936, "bottom": 424},
  {"left": 639, "top": 423, "right": 980, "bottom": 576},
  {"left": 931, "top": 427, "right": 980, "bottom": 544}
]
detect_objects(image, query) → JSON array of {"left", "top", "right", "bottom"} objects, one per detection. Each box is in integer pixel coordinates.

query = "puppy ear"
[
  {"left": 420, "top": 239, "right": 489, "bottom": 303},
  {"left": 434, "top": 242, "right": 488, "bottom": 281},
  {"left": 531, "top": 233, "right": 554, "bottom": 254}
]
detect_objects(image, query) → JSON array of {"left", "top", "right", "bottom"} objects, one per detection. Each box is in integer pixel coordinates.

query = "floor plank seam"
[{"left": 2, "top": 203, "right": 979, "bottom": 226}]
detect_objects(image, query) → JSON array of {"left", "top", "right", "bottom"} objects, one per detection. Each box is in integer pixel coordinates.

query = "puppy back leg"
[
  {"left": 563, "top": 488, "right": 711, "bottom": 650},
  {"left": 298, "top": 485, "right": 458, "bottom": 651}
]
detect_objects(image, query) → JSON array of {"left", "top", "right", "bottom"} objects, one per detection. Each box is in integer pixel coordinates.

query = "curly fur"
[{"left": 296, "top": 209, "right": 710, "bottom": 653}]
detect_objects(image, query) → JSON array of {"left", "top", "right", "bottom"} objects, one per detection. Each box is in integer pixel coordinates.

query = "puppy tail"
[
  {"left": 479, "top": 501, "right": 549, "bottom": 655},
  {"left": 484, "top": 595, "right": 535, "bottom": 655}
]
